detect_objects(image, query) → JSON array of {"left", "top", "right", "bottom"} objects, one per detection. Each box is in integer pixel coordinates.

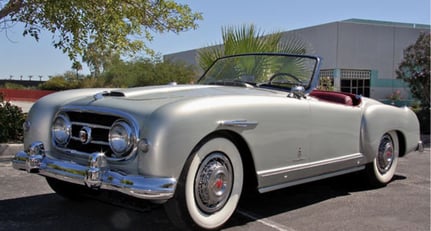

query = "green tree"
[
  {"left": 396, "top": 32, "right": 430, "bottom": 109},
  {"left": 0, "top": 0, "right": 202, "bottom": 65},
  {"left": 38, "top": 72, "right": 81, "bottom": 90},
  {"left": 82, "top": 42, "right": 115, "bottom": 77},
  {"left": 0, "top": 93, "right": 25, "bottom": 142},
  {"left": 71, "top": 61, "right": 82, "bottom": 77},
  {"left": 197, "top": 24, "right": 309, "bottom": 71},
  {"left": 101, "top": 56, "right": 197, "bottom": 87}
]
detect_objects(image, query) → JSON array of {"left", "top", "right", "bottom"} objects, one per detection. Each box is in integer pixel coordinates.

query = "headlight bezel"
[
  {"left": 52, "top": 113, "right": 72, "bottom": 147},
  {"left": 109, "top": 120, "right": 135, "bottom": 157}
]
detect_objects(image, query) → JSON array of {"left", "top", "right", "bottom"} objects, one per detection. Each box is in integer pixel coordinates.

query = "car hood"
[
  {"left": 111, "top": 84, "right": 278, "bottom": 99},
  {"left": 64, "top": 84, "right": 284, "bottom": 114}
]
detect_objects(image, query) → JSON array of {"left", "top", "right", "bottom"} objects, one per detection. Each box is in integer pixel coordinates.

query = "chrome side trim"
[
  {"left": 256, "top": 153, "right": 365, "bottom": 193},
  {"left": 258, "top": 153, "right": 364, "bottom": 177},
  {"left": 13, "top": 142, "right": 176, "bottom": 200},
  {"left": 258, "top": 166, "right": 365, "bottom": 193},
  {"left": 218, "top": 119, "right": 258, "bottom": 129}
]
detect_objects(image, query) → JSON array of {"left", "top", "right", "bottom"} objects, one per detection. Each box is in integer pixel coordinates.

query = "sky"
[{"left": 0, "top": 0, "right": 430, "bottom": 80}]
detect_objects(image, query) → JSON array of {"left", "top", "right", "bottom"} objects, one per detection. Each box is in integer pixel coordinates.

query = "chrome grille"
[{"left": 55, "top": 111, "right": 126, "bottom": 158}]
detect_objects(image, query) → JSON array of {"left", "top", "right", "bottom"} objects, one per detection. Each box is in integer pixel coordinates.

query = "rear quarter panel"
[{"left": 361, "top": 99, "right": 420, "bottom": 161}]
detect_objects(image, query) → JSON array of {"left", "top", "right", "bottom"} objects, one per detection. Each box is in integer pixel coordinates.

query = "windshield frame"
[{"left": 197, "top": 53, "right": 322, "bottom": 93}]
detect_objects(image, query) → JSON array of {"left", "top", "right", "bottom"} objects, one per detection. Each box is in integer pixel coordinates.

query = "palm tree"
[
  {"left": 197, "top": 24, "right": 310, "bottom": 71},
  {"left": 71, "top": 61, "right": 83, "bottom": 78}
]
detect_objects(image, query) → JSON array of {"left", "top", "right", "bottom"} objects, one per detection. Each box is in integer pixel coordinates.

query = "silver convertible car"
[{"left": 13, "top": 53, "right": 423, "bottom": 230}]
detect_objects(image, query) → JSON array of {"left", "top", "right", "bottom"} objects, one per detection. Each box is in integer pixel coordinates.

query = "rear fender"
[{"left": 361, "top": 104, "right": 420, "bottom": 161}]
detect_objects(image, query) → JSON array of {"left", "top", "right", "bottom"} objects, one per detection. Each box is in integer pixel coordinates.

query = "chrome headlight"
[
  {"left": 109, "top": 120, "right": 134, "bottom": 157},
  {"left": 52, "top": 113, "right": 71, "bottom": 146}
]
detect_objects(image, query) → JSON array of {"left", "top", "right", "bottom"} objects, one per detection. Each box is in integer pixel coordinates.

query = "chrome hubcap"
[
  {"left": 195, "top": 152, "right": 233, "bottom": 214},
  {"left": 377, "top": 134, "right": 394, "bottom": 174}
]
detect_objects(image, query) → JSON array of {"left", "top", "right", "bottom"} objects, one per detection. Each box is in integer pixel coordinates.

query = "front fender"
[{"left": 137, "top": 98, "right": 239, "bottom": 179}]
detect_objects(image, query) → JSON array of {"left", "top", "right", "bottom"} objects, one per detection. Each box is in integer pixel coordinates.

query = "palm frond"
[{"left": 197, "top": 24, "right": 310, "bottom": 76}]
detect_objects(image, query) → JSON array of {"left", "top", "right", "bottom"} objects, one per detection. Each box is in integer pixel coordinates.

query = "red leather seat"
[{"left": 309, "top": 90, "right": 354, "bottom": 106}]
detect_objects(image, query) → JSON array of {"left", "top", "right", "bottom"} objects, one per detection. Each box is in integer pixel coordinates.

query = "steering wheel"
[{"left": 268, "top": 72, "right": 303, "bottom": 86}]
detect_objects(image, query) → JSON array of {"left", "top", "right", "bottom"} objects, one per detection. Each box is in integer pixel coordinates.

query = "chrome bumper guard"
[
  {"left": 417, "top": 140, "right": 424, "bottom": 152},
  {"left": 12, "top": 142, "right": 176, "bottom": 201}
]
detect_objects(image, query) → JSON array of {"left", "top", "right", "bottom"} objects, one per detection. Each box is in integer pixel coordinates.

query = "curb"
[{"left": 0, "top": 143, "right": 23, "bottom": 161}]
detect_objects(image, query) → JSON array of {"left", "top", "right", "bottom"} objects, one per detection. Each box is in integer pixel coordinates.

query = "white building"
[{"left": 165, "top": 19, "right": 430, "bottom": 105}]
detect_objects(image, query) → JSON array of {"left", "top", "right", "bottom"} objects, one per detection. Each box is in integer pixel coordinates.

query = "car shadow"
[
  {"left": 0, "top": 173, "right": 407, "bottom": 230},
  {"left": 226, "top": 172, "right": 407, "bottom": 228},
  {"left": 0, "top": 192, "right": 175, "bottom": 231}
]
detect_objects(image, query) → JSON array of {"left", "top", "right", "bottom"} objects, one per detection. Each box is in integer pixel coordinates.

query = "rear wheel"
[
  {"left": 164, "top": 137, "right": 243, "bottom": 230},
  {"left": 366, "top": 131, "right": 399, "bottom": 186}
]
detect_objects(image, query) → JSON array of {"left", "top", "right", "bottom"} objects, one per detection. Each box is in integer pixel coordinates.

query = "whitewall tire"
[
  {"left": 165, "top": 137, "right": 243, "bottom": 230},
  {"left": 366, "top": 131, "right": 399, "bottom": 186}
]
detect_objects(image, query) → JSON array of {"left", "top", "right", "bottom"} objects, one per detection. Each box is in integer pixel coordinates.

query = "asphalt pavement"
[{"left": 0, "top": 146, "right": 429, "bottom": 231}]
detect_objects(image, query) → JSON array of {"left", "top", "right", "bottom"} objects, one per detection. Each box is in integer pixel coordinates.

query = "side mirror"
[
  {"left": 289, "top": 85, "right": 306, "bottom": 99},
  {"left": 291, "top": 85, "right": 305, "bottom": 93}
]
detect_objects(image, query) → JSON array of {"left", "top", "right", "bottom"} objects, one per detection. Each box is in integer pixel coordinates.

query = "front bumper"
[{"left": 12, "top": 142, "right": 176, "bottom": 201}]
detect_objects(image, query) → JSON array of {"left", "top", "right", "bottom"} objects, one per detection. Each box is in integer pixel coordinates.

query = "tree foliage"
[
  {"left": 102, "top": 56, "right": 197, "bottom": 87},
  {"left": 0, "top": 0, "right": 202, "bottom": 68},
  {"left": 38, "top": 72, "right": 81, "bottom": 90},
  {"left": 197, "top": 24, "right": 310, "bottom": 71},
  {"left": 38, "top": 56, "right": 197, "bottom": 89},
  {"left": 0, "top": 93, "right": 25, "bottom": 142},
  {"left": 396, "top": 32, "right": 430, "bottom": 109}
]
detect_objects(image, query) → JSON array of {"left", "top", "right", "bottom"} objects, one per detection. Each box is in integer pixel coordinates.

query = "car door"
[
  {"left": 252, "top": 96, "right": 312, "bottom": 192},
  {"left": 308, "top": 99, "right": 363, "bottom": 173}
]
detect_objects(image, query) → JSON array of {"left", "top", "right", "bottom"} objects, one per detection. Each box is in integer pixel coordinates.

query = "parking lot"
[{"left": 0, "top": 148, "right": 429, "bottom": 231}]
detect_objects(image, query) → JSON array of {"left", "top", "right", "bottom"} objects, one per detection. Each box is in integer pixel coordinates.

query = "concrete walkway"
[{"left": 0, "top": 143, "right": 23, "bottom": 161}]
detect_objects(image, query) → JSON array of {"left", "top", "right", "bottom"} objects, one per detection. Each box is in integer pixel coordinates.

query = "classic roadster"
[{"left": 13, "top": 53, "right": 423, "bottom": 230}]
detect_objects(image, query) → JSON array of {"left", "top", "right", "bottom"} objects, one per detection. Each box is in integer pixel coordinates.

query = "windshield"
[{"left": 197, "top": 53, "right": 320, "bottom": 92}]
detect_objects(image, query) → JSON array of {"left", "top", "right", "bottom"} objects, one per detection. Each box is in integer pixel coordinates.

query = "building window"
[
  {"left": 341, "top": 79, "right": 370, "bottom": 96},
  {"left": 319, "top": 69, "right": 370, "bottom": 96},
  {"left": 319, "top": 69, "right": 334, "bottom": 78},
  {"left": 340, "top": 70, "right": 370, "bottom": 97},
  {"left": 318, "top": 69, "right": 334, "bottom": 90}
]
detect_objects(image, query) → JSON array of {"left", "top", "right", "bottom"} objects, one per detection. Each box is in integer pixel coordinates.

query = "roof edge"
[{"left": 341, "top": 18, "right": 430, "bottom": 29}]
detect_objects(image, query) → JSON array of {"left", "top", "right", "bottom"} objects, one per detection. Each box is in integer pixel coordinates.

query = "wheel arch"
[
  {"left": 190, "top": 129, "right": 258, "bottom": 194},
  {"left": 165, "top": 129, "right": 257, "bottom": 230},
  {"left": 396, "top": 130, "right": 407, "bottom": 157},
  {"left": 361, "top": 104, "right": 414, "bottom": 161}
]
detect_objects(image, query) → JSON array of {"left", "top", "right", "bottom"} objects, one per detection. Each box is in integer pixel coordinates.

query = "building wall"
[
  {"left": 165, "top": 50, "right": 199, "bottom": 67},
  {"left": 286, "top": 20, "right": 429, "bottom": 101},
  {"left": 164, "top": 19, "right": 430, "bottom": 104}
]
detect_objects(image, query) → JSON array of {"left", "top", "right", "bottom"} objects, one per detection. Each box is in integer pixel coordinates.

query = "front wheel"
[
  {"left": 164, "top": 137, "right": 243, "bottom": 230},
  {"left": 366, "top": 131, "right": 399, "bottom": 186}
]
